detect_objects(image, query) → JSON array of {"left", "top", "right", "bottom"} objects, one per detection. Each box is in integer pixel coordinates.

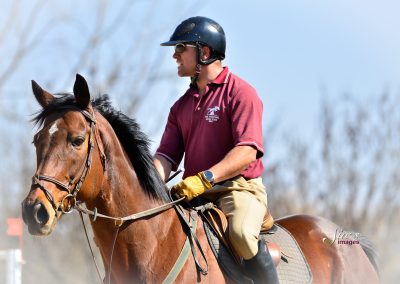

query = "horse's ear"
[
  {"left": 73, "top": 74, "right": 90, "bottom": 109},
  {"left": 32, "top": 80, "right": 54, "bottom": 108}
]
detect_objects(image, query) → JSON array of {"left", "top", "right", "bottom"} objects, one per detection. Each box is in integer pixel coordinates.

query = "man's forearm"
[{"left": 208, "top": 145, "right": 257, "bottom": 183}]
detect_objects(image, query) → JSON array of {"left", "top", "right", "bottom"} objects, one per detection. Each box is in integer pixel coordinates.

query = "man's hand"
[{"left": 171, "top": 172, "right": 213, "bottom": 201}]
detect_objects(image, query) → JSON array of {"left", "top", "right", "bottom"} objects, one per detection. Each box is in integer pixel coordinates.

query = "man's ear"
[{"left": 202, "top": 46, "right": 211, "bottom": 61}]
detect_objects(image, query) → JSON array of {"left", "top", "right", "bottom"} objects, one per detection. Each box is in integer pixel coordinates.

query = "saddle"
[
  {"left": 200, "top": 205, "right": 280, "bottom": 265},
  {"left": 199, "top": 205, "right": 312, "bottom": 283}
]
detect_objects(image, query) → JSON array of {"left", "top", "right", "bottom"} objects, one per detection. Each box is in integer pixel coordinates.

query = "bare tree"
[
  {"left": 263, "top": 91, "right": 400, "bottom": 283},
  {"left": 0, "top": 1, "right": 199, "bottom": 283}
]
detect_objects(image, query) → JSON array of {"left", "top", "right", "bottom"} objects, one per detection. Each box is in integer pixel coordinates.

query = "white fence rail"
[{"left": 0, "top": 249, "right": 22, "bottom": 284}]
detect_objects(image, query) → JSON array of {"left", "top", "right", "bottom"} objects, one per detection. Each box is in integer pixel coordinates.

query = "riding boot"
[{"left": 244, "top": 240, "right": 279, "bottom": 284}]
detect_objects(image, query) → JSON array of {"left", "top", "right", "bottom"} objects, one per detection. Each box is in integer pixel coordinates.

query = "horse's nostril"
[{"left": 33, "top": 203, "right": 50, "bottom": 225}]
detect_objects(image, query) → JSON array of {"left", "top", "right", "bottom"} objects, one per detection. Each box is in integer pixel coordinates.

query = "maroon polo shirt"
[{"left": 156, "top": 67, "right": 264, "bottom": 179}]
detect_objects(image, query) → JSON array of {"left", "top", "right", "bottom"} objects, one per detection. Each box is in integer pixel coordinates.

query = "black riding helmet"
[{"left": 161, "top": 16, "right": 226, "bottom": 65}]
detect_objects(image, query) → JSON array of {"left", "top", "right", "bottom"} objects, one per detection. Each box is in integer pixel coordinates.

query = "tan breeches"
[{"left": 202, "top": 176, "right": 268, "bottom": 260}]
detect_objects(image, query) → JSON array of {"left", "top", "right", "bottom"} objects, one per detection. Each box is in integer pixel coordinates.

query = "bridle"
[
  {"left": 29, "top": 105, "right": 207, "bottom": 283},
  {"left": 31, "top": 106, "right": 106, "bottom": 217}
]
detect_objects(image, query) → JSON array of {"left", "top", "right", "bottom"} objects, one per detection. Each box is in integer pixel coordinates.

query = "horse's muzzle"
[{"left": 21, "top": 199, "right": 52, "bottom": 235}]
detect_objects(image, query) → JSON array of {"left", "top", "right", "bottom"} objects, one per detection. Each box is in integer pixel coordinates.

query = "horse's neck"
[
  {"left": 89, "top": 172, "right": 182, "bottom": 281},
  {"left": 86, "top": 121, "right": 185, "bottom": 281},
  {"left": 88, "top": 115, "right": 161, "bottom": 214},
  {"left": 94, "top": 122, "right": 164, "bottom": 216}
]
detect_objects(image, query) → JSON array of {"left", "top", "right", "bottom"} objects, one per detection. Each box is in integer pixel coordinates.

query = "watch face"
[{"left": 204, "top": 170, "right": 214, "bottom": 182}]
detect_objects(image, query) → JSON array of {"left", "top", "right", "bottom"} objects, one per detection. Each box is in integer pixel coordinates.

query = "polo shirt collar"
[
  {"left": 211, "top": 66, "right": 230, "bottom": 85},
  {"left": 189, "top": 66, "right": 231, "bottom": 89}
]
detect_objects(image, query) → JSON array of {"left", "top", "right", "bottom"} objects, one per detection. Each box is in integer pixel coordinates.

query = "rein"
[
  {"left": 76, "top": 197, "right": 185, "bottom": 284},
  {"left": 75, "top": 197, "right": 184, "bottom": 226}
]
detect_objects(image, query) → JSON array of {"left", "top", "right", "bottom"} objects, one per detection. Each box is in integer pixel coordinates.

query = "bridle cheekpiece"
[{"left": 31, "top": 106, "right": 105, "bottom": 216}]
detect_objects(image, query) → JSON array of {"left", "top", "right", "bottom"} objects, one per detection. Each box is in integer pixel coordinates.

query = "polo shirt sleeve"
[
  {"left": 230, "top": 83, "right": 264, "bottom": 159},
  {"left": 156, "top": 106, "right": 184, "bottom": 171}
]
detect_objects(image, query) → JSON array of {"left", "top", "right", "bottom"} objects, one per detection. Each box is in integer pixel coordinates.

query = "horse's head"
[{"left": 22, "top": 74, "right": 101, "bottom": 235}]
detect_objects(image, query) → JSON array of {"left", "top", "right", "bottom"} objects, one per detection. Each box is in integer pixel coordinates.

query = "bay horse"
[{"left": 22, "top": 74, "right": 379, "bottom": 283}]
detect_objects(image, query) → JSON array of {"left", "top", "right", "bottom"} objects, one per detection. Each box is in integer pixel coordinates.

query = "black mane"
[{"left": 33, "top": 93, "right": 169, "bottom": 202}]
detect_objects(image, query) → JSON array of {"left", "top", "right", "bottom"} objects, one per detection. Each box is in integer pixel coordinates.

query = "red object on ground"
[{"left": 7, "top": 218, "right": 23, "bottom": 237}]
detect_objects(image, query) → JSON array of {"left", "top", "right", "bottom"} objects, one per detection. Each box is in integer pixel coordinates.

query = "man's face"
[{"left": 172, "top": 43, "right": 197, "bottom": 77}]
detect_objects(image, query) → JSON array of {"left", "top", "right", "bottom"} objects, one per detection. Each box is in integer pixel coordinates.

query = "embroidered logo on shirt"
[{"left": 205, "top": 106, "right": 220, "bottom": 122}]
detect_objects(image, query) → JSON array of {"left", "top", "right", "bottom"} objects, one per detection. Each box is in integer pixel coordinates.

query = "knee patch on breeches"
[{"left": 228, "top": 218, "right": 260, "bottom": 259}]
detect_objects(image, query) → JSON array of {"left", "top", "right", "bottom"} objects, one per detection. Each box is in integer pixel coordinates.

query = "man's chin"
[
  {"left": 177, "top": 72, "right": 189, "bottom": 77},
  {"left": 177, "top": 67, "right": 194, "bottom": 78},
  {"left": 177, "top": 67, "right": 184, "bottom": 77}
]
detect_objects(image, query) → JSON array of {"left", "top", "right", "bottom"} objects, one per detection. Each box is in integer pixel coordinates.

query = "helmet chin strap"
[
  {"left": 191, "top": 43, "right": 217, "bottom": 84},
  {"left": 191, "top": 63, "right": 202, "bottom": 85}
]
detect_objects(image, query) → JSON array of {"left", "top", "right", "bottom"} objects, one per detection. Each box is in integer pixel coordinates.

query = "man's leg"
[
  {"left": 216, "top": 178, "right": 278, "bottom": 283},
  {"left": 217, "top": 189, "right": 265, "bottom": 259}
]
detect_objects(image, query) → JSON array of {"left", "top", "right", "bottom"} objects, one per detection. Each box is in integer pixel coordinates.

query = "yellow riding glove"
[{"left": 172, "top": 172, "right": 213, "bottom": 201}]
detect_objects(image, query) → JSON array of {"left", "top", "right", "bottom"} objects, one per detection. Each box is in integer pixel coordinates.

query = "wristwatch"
[{"left": 203, "top": 170, "right": 215, "bottom": 185}]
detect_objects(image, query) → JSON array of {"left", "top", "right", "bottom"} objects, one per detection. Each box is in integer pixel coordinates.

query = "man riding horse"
[{"left": 153, "top": 16, "right": 279, "bottom": 284}]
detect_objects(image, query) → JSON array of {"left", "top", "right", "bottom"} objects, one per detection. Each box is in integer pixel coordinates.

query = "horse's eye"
[{"left": 71, "top": 137, "right": 85, "bottom": 147}]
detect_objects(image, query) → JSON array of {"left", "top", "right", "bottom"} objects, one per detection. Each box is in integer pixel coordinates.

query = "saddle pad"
[
  {"left": 261, "top": 224, "right": 312, "bottom": 284},
  {"left": 203, "top": 221, "right": 312, "bottom": 284}
]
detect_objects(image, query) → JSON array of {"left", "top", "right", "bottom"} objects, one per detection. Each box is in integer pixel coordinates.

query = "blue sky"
[
  {"left": 1, "top": 0, "right": 400, "bottom": 149},
  {"left": 184, "top": 1, "right": 400, "bottom": 140}
]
